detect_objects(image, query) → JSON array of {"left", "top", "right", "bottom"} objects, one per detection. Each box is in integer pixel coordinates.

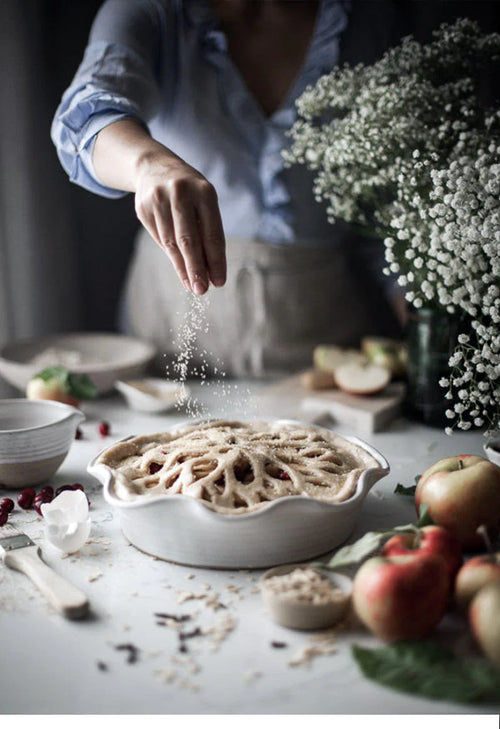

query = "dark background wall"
[
  {"left": 38, "top": 0, "right": 139, "bottom": 333},
  {"left": 22, "top": 0, "right": 500, "bottom": 333}
]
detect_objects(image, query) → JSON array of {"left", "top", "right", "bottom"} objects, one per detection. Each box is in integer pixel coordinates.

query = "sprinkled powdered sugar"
[{"left": 165, "top": 293, "right": 253, "bottom": 420}]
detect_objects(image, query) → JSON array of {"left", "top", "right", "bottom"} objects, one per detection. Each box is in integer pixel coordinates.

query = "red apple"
[
  {"left": 415, "top": 455, "right": 500, "bottom": 549},
  {"left": 381, "top": 525, "right": 463, "bottom": 590},
  {"left": 352, "top": 553, "right": 450, "bottom": 642},
  {"left": 454, "top": 553, "right": 500, "bottom": 613},
  {"left": 469, "top": 582, "right": 500, "bottom": 667}
]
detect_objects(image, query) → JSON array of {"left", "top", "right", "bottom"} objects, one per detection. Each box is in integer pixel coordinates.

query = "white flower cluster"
[
  {"left": 387, "top": 138, "right": 500, "bottom": 433},
  {"left": 284, "top": 19, "right": 500, "bottom": 433}
]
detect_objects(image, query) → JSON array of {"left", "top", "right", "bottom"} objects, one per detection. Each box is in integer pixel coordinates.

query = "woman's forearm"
[
  {"left": 92, "top": 119, "right": 226, "bottom": 295},
  {"left": 93, "top": 118, "right": 170, "bottom": 192}
]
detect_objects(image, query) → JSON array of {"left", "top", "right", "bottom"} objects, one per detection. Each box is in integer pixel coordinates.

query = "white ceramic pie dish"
[{"left": 87, "top": 419, "right": 390, "bottom": 569}]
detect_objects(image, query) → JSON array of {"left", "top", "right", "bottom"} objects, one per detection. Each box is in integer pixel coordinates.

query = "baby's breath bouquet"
[{"left": 285, "top": 19, "right": 500, "bottom": 433}]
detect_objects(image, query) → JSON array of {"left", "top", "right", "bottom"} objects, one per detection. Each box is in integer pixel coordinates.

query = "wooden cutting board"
[{"left": 256, "top": 372, "right": 406, "bottom": 433}]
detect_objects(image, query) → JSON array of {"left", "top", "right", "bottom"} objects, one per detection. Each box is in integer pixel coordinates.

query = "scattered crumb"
[
  {"left": 185, "top": 573, "right": 195, "bottom": 580},
  {"left": 202, "top": 612, "right": 237, "bottom": 651},
  {"left": 97, "top": 661, "right": 108, "bottom": 672},
  {"left": 156, "top": 668, "right": 178, "bottom": 684},
  {"left": 288, "top": 630, "right": 337, "bottom": 668},
  {"left": 244, "top": 670, "right": 262, "bottom": 684},
  {"left": 175, "top": 590, "right": 206, "bottom": 604},
  {"left": 87, "top": 571, "right": 103, "bottom": 582}
]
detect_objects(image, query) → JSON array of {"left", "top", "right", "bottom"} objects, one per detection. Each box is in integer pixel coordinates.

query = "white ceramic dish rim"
[
  {"left": 88, "top": 418, "right": 390, "bottom": 522},
  {"left": 0, "top": 333, "right": 156, "bottom": 374},
  {"left": 0, "top": 398, "right": 85, "bottom": 435}
]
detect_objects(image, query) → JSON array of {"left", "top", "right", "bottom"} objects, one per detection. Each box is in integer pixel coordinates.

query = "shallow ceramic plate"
[
  {"left": 0, "top": 332, "right": 156, "bottom": 394},
  {"left": 87, "top": 419, "right": 390, "bottom": 569},
  {"left": 115, "top": 378, "right": 190, "bottom": 413}
]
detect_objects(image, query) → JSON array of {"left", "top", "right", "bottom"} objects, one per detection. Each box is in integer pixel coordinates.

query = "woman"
[{"left": 52, "top": 0, "right": 404, "bottom": 377}]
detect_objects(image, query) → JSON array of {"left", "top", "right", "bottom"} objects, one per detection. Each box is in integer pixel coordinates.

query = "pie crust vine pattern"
[{"left": 98, "top": 420, "right": 379, "bottom": 514}]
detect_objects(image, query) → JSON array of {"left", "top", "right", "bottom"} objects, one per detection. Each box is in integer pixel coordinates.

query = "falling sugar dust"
[{"left": 165, "top": 293, "right": 254, "bottom": 419}]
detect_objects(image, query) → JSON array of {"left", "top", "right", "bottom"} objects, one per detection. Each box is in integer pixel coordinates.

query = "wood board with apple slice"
[
  {"left": 258, "top": 339, "right": 408, "bottom": 433},
  {"left": 260, "top": 372, "right": 406, "bottom": 433}
]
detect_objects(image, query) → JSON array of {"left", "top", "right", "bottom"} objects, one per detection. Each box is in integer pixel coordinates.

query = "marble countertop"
[{"left": 0, "top": 379, "right": 494, "bottom": 715}]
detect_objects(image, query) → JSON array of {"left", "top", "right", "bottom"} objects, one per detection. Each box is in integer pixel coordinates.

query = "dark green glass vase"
[{"left": 404, "top": 305, "right": 465, "bottom": 428}]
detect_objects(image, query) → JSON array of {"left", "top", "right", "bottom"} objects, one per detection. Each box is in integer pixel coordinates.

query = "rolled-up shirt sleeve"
[{"left": 51, "top": 0, "right": 166, "bottom": 198}]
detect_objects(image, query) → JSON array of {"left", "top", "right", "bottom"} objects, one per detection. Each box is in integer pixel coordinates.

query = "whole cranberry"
[
  {"left": 98, "top": 421, "right": 110, "bottom": 437},
  {"left": 39, "top": 486, "right": 54, "bottom": 500},
  {"left": 0, "top": 510, "right": 8, "bottom": 526},
  {"left": 33, "top": 499, "right": 47, "bottom": 516},
  {"left": 279, "top": 470, "right": 291, "bottom": 481},
  {"left": 17, "top": 488, "right": 36, "bottom": 509},
  {"left": 0, "top": 497, "right": 14, "bottom": 513},
  {"left": 55, "top": 484, "right": 73, "bottom": 497}
]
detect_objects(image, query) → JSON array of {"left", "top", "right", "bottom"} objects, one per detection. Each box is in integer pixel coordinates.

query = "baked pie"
[{"left": 97, "top": 420, "right": 379, "bottom": 514}]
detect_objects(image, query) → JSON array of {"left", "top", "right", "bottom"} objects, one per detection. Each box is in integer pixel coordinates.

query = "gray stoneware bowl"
[
  {"left": 87, "top": 419, "right": 389, "bottom": 569},
  {"left": 0, "top": 399, "right": 84, "bottom": 488}
]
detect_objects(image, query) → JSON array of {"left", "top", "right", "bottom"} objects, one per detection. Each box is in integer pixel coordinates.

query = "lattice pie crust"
[{"left": 98, "top": 420, "right": 379, "bottom": 514}]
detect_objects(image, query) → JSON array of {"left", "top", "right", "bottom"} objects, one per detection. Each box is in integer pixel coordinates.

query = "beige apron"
[{"left": 123, "top": 229, "right": 400, "bottom": 378}]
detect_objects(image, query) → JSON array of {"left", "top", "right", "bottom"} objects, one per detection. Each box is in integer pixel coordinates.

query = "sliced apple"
[
  {"left": 334, "top": 362, "right": 390, "bottom": 396},
  {"left": 313, "top": 345, "right": 367, "bottom": 377},
  {"left": 361, "top": 337, "right": 407, "bottom": 378},
  {"left": 300, "top": 370, "right": 336, "bottom": 390}
]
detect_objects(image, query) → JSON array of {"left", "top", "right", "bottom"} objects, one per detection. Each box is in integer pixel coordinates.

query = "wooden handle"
[{"left": 4, "top": 546, "right": 89, "bottom": 619}]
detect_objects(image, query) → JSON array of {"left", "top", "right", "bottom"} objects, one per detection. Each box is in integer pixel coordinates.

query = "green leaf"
[
  {"left": 317, "top": 523, "right": 419, "bottom": 569},
  {"left": 417, "top": 502, "right": 434, "bottom": 527},
  {"left": 394, "top": 474, "right": 422, "bottom": 496},
  {"left": 35, "top": 366, "right": 70, "bottom": 384},
  {"left": 67, "top": 373, "right": 97, "bottom": 400},
  {"left": 33, "top": 366, "right": 96, "bottom": 400},
  {"left": 352, "top": 641, "right": 500, "bottom": 704}
]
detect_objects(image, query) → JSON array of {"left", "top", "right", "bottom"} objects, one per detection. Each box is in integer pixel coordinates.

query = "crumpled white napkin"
[{"left": 41, "top": 490, "right": 91, "bottom": 553}]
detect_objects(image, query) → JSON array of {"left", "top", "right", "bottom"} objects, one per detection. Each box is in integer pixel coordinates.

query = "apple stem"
[
  {"left": 458, "top": 459, "right": 464, "bottom": 470},
  {"left": 477, "top": 525, "right": 494, "bottom": 556}
]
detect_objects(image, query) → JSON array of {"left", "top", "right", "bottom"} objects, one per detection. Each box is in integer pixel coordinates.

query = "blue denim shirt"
[{"left": 51, "top": 0, "right": 353, "bottom": 247}]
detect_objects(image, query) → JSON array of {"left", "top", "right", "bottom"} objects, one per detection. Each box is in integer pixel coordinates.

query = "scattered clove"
[
  {"left": 271, "top": 641, "right": 288, "bottom": 649},
  {"left": 115, "top": 643, "right": 140, "bottom": 664}
]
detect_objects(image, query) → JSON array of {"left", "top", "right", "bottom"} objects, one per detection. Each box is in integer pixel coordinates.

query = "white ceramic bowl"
[
  {"left": 115, "top": 378, "right": 190, "bottom": 414},
  {"left": 0, "top": 332, "right": 156, "bottom": 395},
  {"left": 0, "top": 399, "right": 85, "bottom": 488},
  {"left": 484, "top": 438, "right": 500, "bottom": 468},
  {"left": 87, "top": 420, "right": 389, "bottom": 569},
  {"left": 260, "top": 564, "right": 353, "bottom": 630}
]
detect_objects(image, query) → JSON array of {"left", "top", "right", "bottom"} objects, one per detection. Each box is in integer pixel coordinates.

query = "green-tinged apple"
[
  {"left": 415, "top": 455, "right": 500, "bottom": 549},
  {"left": 352, "top": 553, "right": 449, "bottom": 642},
  {"left": 381, "top": 525, "right": 463, "bottom": 590},
  {"left": 26, "top": 366, "right": 96, "bottom": 408},
  {"left": 361, "top": 336, "right": 407, "bottom": 378},
  {"left": 469, "top": 582, "right": 500, "bottom": 667},
  {"left": 455, "top": 553, "right": 500, "bottom": 612}
]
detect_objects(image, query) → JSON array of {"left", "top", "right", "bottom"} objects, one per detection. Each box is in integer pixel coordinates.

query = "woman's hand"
[{"left": 93, "top": 119, "right": 226, "bottom": 294}]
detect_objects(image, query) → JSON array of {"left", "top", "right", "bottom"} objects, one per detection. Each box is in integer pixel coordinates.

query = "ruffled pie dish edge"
[{"left": 87, "top": 419, "right": 389, "bottom": 569}]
